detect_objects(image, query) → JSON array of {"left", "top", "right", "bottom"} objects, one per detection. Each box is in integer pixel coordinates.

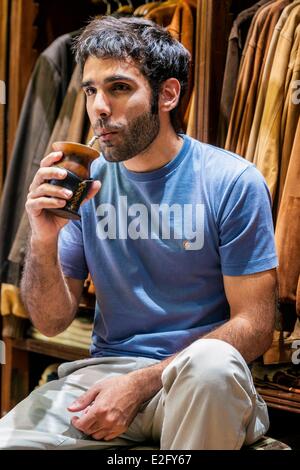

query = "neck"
[{"left": 122, "top": 124, "right": 183, "bottom": 173}]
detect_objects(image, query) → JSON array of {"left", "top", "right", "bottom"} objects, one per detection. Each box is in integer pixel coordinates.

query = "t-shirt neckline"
[{"left": 119, "top": 134, "right": 191, "bottom": 182}]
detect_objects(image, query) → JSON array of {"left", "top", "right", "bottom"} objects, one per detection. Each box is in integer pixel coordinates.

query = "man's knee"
[{"left": 162, "top": 338, "right": 253, "bottom": 395}]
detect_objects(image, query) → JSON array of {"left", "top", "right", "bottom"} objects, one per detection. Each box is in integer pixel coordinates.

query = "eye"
[
  {"left": 84, "top": 87, "right": 96, "bottom": 96},
  {"left": 111, "top": 83, "right": 131, "bottom": 92}
]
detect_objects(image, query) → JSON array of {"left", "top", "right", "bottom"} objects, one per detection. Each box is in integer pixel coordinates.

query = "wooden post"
[
  {"left": 1, "top": 337, "right": 29, "bottom": 416},
  {"left": 7, "top": 0, "right": 39, "bottom": 163},
  {"left": 0, "top": 0, "right": 9, "bottom": 194}
]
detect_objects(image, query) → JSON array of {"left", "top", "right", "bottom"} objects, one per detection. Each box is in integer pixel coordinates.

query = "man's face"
[{"left": 82, "top": 56, "right": 160, "bottom": 162}]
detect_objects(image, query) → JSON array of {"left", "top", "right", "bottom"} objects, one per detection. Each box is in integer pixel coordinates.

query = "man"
[{"left": 0, "top": 16, "right": 277, "bottom": 450}]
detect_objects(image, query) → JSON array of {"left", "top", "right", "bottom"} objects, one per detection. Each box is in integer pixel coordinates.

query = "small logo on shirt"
[
  {"left": 183, "top": 240, "right": 191, "bottom": 250},
  {"left": 96, "top": 196, "right": 205, "bottom": 251}
]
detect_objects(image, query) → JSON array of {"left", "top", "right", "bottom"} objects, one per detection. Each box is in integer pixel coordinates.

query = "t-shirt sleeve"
[
  {"left": 58, "top": 219, "right": 89, "bottom": 280},
  {"left": 218, "top": 165, "right": 278, "bottom": 276}
]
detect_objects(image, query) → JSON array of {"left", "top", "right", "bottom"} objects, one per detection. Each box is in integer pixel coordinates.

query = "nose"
[{"left": 93, "top": 91, "right": 111, "bottom": 119}]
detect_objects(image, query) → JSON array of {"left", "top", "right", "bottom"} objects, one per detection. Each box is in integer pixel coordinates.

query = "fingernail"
[
  {"left": 57, "top": 169, "right": 67, "bottom": 177},
  {"left": 64, "top": 189, "right": 73, "bottom": 197}
]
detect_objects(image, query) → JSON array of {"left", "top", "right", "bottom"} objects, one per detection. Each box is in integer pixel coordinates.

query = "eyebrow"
[{"left": 81, "top": 75, "right": 136, "bottom": 88}]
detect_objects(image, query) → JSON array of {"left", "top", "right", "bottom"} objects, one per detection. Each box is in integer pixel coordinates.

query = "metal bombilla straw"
[{"left": 87, "top": 135, "right": 99, "bottom": 148}]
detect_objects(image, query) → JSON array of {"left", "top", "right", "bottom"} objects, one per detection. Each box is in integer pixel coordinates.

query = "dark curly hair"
[{"left": 73, "top": 16, "right": 191, "bottom": 132}]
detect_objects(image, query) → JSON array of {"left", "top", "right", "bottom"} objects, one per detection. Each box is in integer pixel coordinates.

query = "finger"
[
  {"left": 71, "top": 415, "right": 89, "bottom": 433},
  {"left": 91, "top": 426, "right": 123, "bottom": 441},
  {"left": 71, "top": 411, "right": 98, "bottom": 434},
  {"left": 87, "top": 180, "right": 101, "bottom": 199},
  {"left": 70, "top": 400, "right": 104, "bottom": 435},
  {"left": 91, "top": 430, "right": 108, "bottom": 441},
  {"left": 40, "top": 151, "right": 64, "bottom": 168},
  {"left": 68, "top": 388, "right": 99, "bottom": 411},
  {"left": 29, "top": 167, "right": 67, "bottom": 192},
  {"left": 26, "top": 196, "right": 67, "bottom": 216},
  {"left": 74, "top": 418, "right": 101, "bottom": 436},
  {"left": 30, "top": 183, "right": 73, "bottom": 200},
  {"left": 82, "top": 180, "right": 101, "bottom": 205}
]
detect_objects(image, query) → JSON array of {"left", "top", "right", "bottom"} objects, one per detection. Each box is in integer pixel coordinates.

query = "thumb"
[
  {"left": 85, "top": 180, "right": 101, "bottom": 202},
  {"left": 68, "top": 387, "right": 99, "bottom": 411}
]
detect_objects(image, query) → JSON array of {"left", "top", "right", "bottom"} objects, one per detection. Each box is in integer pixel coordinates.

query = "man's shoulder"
[
  {"left": 187, "top": 136, "right": 258, "bottom": 183},
  {"left": 185, "top": 137, "right": 269, "bottom": 212},
  {"left": 189, "top": 137, "right": 251, "bottom": 170}
]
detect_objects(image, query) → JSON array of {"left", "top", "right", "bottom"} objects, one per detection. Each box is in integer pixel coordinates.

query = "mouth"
[
  {"left": 98, "top": 128, "right": 118, "bottom": 136},
  {"left": 99, "top": 130, "right": 118, "bottom": 142}
]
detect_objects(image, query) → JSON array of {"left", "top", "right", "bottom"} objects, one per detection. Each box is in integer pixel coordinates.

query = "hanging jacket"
[
  {"left": 275, "top": 118, "right": 300, "bottom": 310},
  {"left": 225, "top": 1, "right": 278, "bottom": 153},
  {"left": 234, "top": 0, "right": 290, "bottom": 157},
  {"left": 8, "top": 64, "right": 85, "bottom": 269},
  {"left": 218, "top": 0, "right": 270, "bottom": 148},
  {"left": 252, "top": 4, "right": 300, "bottom": 202},
  {"left": 246, "top": 1, "right": 300, "bottom": 161},
  {"left": 0, "top": 32, "right": 76, "bottom": 285}
]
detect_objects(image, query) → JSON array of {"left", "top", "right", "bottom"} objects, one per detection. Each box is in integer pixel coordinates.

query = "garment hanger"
[
  {"left": 144, "top": 0, "right": 179, "bottom": 18},
  {"left": 115, "top": 0, "right": 134, "bottom": 14},
  {"left": 103, "top": 0, "right": 112, "bottom": 14},
  {"left": 134, "top": 0, "right": 165, "bottom": 17},
  {"left": 134, "top": 0, "right": 156, "bottom": 17}
]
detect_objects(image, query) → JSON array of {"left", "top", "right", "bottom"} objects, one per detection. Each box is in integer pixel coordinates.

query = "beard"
[{"left": 96, "top": 109, "right": 160, "bottom": 163}]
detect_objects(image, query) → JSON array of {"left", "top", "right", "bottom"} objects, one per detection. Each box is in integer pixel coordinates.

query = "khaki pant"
[{"left": 0, "top": 339, "right": 269, "bottom": 450}]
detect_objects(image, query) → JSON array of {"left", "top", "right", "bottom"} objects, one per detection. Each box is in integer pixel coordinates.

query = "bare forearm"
[
  {"left": 216, "top": 271, "right": 277, "bottom": 363},
  {"left": 20, "top": 237, "right": 77, "bottom": 336},
  {"left": 204, "top": 314, "right": 274, "bottom": 363},
  {"left": 129, "top": 354, "right": 176, "bottom": 403}
]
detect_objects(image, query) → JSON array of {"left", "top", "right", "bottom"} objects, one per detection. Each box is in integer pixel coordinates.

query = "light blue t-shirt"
[{"left": 59, "top": 135, "right": 278, "bottom": 360}]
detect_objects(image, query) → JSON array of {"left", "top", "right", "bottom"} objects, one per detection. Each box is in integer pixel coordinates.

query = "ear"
[{"left": 159, "top": 78, "right": 181, "bottom": 112}]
